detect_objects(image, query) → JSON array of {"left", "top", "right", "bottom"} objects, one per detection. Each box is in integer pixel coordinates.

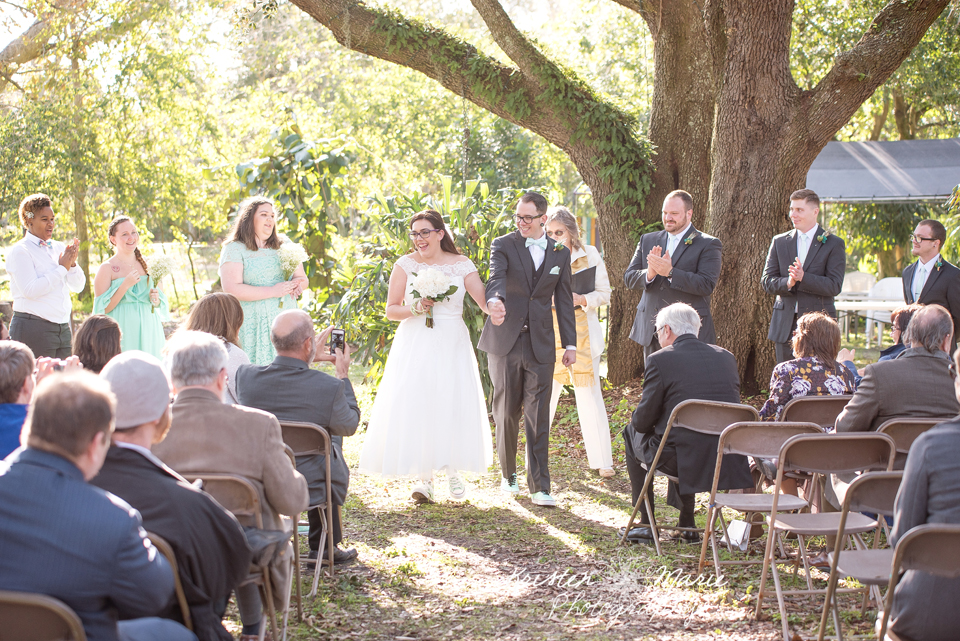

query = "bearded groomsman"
[
  {"left": 624, "top": 190, "right": 722, "bottom": 360},
  {"left": 902, "top": 219, "right": 960, "bottom": 352},
  {"left": 762, "top": 188, "right": 846, "bottom": 363}
]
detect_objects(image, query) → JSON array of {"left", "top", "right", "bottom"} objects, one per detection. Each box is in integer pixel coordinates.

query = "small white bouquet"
[
  {"left": 410, "top": 268, "right": 458, "bottom": 328},
  {"left": 277, "top": 238, "right": 309, "bottom": 308},
  {"left": 146, "top": 255, "right": 174, "bottom": 314}
]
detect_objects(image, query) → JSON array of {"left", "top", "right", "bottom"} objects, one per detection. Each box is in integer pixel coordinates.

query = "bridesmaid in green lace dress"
[
  {"left": 92, "top": 216, "right": 168, "bottom": 358},
  {"left": 219, "top": 197, "right": 308, "bottom": 365}
]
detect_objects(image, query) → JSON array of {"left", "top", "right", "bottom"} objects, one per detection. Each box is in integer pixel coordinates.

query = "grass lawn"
[{"left": 223, "top": 352, "right": 888, "bottom": 641}]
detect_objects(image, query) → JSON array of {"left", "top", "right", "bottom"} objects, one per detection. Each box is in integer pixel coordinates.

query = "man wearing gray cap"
[{"left": 92, "top": 352, "right": 251, "bottom": 641}]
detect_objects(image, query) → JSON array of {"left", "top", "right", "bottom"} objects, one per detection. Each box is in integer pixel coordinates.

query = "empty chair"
[
  {"left": 863, "top": 277, "right": 904, "bottom": 347},
  {"left": 620, "top": 399, "right": 759, "bottom": 555},
  {"left": 0, "top": 590, "right": 87, "bottom": 641},
  {"left": 816, "top": 471, "right": 903, "bottom": 641},
  {"left": 754, "top": 432, "right": 896, "bottom": 641},
  {"left": 697, "top": 421, "right": 823, "bottom": 579},
  {"left": 877, "top": 418, "right": 941, "bottom": 469},
  {"left": 838, "top": 271, "right": 876, "bottom": 335}
]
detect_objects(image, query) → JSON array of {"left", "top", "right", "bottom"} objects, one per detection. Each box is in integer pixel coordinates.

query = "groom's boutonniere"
[
  {"left": 684, "top": 235, "right": 695, "bottom": 245},
  {"left": 553, "top": 243, "right": 565, "bottom": 252},
  {"left": 817, "top": 230, "right": 830, "bottom": 243}
]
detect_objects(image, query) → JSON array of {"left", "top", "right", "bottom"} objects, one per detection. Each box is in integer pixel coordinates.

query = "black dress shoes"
[
  {"left": 674, "top": 530, "right": 702, "bottom": 544},
  {"left": 617, "top": 526, "right": 654, "bottom": 543}
]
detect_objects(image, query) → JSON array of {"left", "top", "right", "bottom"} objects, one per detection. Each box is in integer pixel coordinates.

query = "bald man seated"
[{"left": 236, "top": 310, "right": 360, "bottom": 566}]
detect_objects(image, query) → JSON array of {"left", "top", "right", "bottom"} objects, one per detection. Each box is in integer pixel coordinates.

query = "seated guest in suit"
[
  {"left": 153, "top": 331, "right": 308, "bottom": 641},
  {"left": 838, "top": 304, "right": 923, "bottom": 387},
  {"left": 73, "top": 314, "right": 123, "bottom": 374},
  {"left": 236, "top": 309, "right": 360, "bottom": 566},
  {"left": 92, "top": 352, "right": 252, "bottom": 641},
  {"left": 836, "top": 304, "right": 959, "bottom": 434},
  {"left": 0, "top": 371, "right": 195, "bottom": 641},
  {"left": 888, "top": 349, "right": 960, "bottom": 641},
  {"left": 621, "top": 303, "right": 752, "bottom": 544}
]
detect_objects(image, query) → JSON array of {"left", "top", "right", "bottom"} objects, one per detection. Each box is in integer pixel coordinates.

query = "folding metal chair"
[
  {"left": 185, "top": 473, "right": 288, "bottom": 641},
  {"left": 0, "top": 589, "right": 87, "bottom": 640},
  {"left": 620, "top": 399, "right": 759, "bottom": 555},
  {"left": 279, "top": 420, "right": 335, "bottom": 602},
  {"left": 877, "top": 418, "right": 941, "bottom": 469},
  {"left": 754, "top": 432, "right": 896, "bottom": 641},
  {"left": 780, "top": 395, "right": 853, "bottom": 430},
  {"left": 697, "top": 421, "right": 823, "bottom": 579},
  {"left": 877, "top": 524, "right": 960, "bottom": 641},
  {"left": 146, "top": 532, "right": 193, "bottom": 632},
  {"left": 816, "top": 471, "right": 903, "bottom": 641}
]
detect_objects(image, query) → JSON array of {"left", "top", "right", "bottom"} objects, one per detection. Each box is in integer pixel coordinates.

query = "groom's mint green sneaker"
[
  {"left": 531, "top": 492, "right": 557, "bottom": 507},
  {"left": 500, "top": 473, "right": 520, "bottom": 495}
]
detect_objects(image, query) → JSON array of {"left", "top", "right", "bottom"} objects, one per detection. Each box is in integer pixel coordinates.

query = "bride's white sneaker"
[
  {"left": 412, "top": 479, "right": 434, "bottom": 503},
  {"left": 448, "top": 473, "right": 467, "bottom": 501}
]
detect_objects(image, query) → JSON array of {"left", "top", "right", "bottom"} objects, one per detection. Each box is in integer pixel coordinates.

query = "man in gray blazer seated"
[
  {"left": 237, "top": 310, "right": 360, "bottom": 566},
  {"left": 836, "top": 304, "right": 960, "bottom": 434},
  {"left": 624, "top": 190, "right": 722, "bottom": 360},
  {"left": 0, "top": 371, "right": 195, "bottom": 641},
  {"left": 762, "top": 188, "right": 846, "bottom": 363}
]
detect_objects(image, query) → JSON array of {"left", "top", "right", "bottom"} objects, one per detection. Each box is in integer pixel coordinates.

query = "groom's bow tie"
[{"left": 525, "top": 237, "right": 547, "bottom": 250}]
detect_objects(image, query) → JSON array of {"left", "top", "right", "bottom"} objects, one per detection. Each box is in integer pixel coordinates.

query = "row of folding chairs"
[{"left": 0, "top": 419, "right": 336, "bottom": 641}]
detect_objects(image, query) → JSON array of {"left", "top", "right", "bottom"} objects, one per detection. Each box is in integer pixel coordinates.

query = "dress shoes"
[
  {"left": 307, "top": 545, "right": 358, "bottom": 567},
  {"left": 618, "top": 526, "right": 654, "bottom": 543},
  {"left": 669, "top": 530, "right": 702, "bottom": 544}
]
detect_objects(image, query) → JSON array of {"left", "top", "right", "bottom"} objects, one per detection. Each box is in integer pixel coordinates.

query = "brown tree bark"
[{"left": 289, "top": 0, "right": 949, "bottom": 388}]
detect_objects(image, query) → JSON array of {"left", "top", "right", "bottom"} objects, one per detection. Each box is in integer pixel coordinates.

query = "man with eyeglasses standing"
[
  {"left": 762, "top": 188, "right": 846, "bottom": 363},
  {"left": 479, "top": 192, "right": 577, "bottom": 507},
  {"left": 902, "top": 219, "right": 960, "bottom": 353}
]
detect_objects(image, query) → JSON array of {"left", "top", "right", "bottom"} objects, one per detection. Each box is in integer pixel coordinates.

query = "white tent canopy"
[{"left": 806, "top": 138, "right": 960, "bottom": 203}]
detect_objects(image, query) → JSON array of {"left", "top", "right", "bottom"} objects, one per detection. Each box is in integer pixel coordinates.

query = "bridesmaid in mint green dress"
[
  {"left": 92, "top": 216, "right": 168, "bottom": 358},
  {"left": 219, "top": 197, "right": 308, "bottom": 365}
]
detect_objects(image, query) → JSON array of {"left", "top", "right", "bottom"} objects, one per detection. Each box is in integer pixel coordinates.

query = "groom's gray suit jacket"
[{"left": 478, "top": 230, "right": 577, "bottom": 360}]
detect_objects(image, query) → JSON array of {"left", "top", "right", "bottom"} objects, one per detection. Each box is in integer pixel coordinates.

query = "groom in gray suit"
[{"left": 479, "top": 192, "right": 577, "bottom": 507}]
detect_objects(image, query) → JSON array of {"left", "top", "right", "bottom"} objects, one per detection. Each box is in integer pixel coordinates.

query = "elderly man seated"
[
  {"left": 0, "top": 371, "right": 195, "bottom": 641},
  {"left": 836, "top": 303, "right": 959, "bottom": 433},
  {"left": 236, "top": 310, "right": 360, "bottom": 566},
  {"left": 153, "top": 331, "right": 308, "bottom": 641},
  {"left": 92, "top": 352, "right": 252, "bottom": 641},
  {"left": 620, "top": 303, "right": 752, "bottom": 544}
]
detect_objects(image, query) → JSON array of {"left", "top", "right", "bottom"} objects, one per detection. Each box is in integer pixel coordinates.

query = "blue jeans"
[{"left": 118, "top": 618, "right": 197, "bottom": 641}]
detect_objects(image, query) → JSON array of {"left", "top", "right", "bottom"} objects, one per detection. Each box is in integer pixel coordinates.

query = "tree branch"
[
  {"left": 468, "top": 0, "right": 552, "bottom": 84},
  {"left": 807, "top": 0, "right": 949, "bottom": 146}
]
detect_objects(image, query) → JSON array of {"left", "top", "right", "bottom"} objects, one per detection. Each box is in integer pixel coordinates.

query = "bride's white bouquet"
[
  {"left": 411, "top": 268, "right": 458, "bottom": 328},
  {"left": 277, "top": 237, "right": 309, "bottom": 308},
  {"left": 146, "top": 254, "right": 174, "bottom": 314}
]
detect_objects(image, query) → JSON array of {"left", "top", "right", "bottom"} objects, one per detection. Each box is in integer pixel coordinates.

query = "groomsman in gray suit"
[
  {"left": 624, "top": 190, "right": 722, "bottom": 360},
  {"left": 479, "top": 192, "right": 577, "bottom": 507}
]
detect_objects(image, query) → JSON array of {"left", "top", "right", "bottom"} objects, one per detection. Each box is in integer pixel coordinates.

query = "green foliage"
[
  {"left": 229, "top": 114, "right": 355, "bottom": 290},
  {"left": 331, "top": 177, "right": 516, "bottom": 400}
]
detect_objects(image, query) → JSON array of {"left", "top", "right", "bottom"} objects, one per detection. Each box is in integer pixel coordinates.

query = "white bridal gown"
[{"left": 359, "top": 254, "right": 493, "bottom": 478}]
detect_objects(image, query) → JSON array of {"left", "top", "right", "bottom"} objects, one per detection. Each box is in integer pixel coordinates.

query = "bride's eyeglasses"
[{"left": 408, "top": 229, "right": 441, "bottom": 240}]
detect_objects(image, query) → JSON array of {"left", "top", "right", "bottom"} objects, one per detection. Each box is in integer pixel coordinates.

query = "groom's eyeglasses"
[
  {"left": 515, "top": 214, "right": 539, "bottom": 224},
  {"left": 408, "top": 229, "right": 441, "bottom": 240}
]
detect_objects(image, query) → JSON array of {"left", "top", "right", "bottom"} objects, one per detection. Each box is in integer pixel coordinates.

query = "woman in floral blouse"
[{"left": 759, "top": 311, "right": 856, "bottom": 421}]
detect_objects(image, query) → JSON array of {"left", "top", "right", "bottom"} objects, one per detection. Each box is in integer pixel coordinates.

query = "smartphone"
[{"left": 329, "top": 328, "right": 346, "bottom": 355}]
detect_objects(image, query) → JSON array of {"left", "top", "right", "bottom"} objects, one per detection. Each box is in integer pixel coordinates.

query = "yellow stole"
[{"left": 553, "top": 253, "right": 595, "bottom": 387}]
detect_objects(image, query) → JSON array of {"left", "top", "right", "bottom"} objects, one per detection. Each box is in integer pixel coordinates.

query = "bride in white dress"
[{"left": 358, "top": 209, "right": 494, "bottom": 502}]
